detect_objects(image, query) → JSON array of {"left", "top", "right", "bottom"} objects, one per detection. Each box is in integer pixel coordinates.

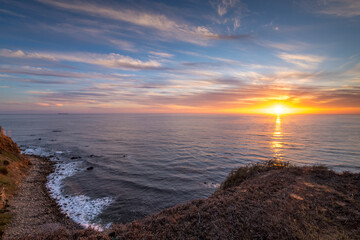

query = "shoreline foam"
[{"left": 21, "top": 146, "right": 114, "bottom": 230}]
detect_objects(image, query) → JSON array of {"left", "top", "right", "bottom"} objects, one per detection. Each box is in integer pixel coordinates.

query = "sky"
[{"left": 0, "top": 0, "right": 359, "bottom": 114}]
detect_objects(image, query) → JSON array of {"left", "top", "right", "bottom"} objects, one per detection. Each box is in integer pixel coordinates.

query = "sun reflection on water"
[{"left": 271, "top": 116, "right": 283, "bottom": 159}]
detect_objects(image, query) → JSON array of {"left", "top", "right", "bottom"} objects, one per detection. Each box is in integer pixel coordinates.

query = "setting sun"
[{"left": 273, "top": 105, "right": 285, "bottom": 115}]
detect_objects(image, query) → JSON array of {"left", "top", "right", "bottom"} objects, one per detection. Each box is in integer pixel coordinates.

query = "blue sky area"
[{"left": 0, "top": 0, "right": 359, "bottom": 113}]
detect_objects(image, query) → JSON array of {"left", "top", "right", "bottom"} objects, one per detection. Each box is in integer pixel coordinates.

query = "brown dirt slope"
[{"left": 24, "top": 161, "right": 360, "bottom": 240}]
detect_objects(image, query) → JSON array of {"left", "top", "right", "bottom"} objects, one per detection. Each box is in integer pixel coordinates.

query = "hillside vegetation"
[
  {"left": 0, "top": 126, "right": 30, "bottom": 236},
  {"left": 25, "top": 160, "right": 360, "bottom": 240}
]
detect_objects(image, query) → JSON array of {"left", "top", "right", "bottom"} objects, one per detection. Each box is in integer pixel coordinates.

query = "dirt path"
[{"left": 2, "top": 156, "right": 81, "bottom": 239}]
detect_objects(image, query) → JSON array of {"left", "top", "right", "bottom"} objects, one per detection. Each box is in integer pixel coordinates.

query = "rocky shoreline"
[{"left": 2, "top": 155, "right": 82, "bottom": 239}]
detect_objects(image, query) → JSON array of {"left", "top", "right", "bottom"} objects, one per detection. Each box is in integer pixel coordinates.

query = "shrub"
[
  {"left": 0, "top": 167, "right": 8, "bottom": 175},
  {"left": 2, "top": 160, "right": 9, "bottom": 166},
  {"left": 220, "top": 159, "right": 289, "bottom": 190}
]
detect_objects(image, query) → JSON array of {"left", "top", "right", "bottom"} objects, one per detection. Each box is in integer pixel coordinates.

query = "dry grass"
[
  {"left": 19, "top": 160, "right": 360, "bottom": 240},
  {"left": 0, "top": 128, "right": 30, "bottom": 237},
  {"left": 220, "top": 159, "right": 289, "bottom": 190}
]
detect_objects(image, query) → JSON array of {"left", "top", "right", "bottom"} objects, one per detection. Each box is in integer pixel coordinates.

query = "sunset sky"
[{"left": 0, "top": 0, "right": 359, "bottom": 114}]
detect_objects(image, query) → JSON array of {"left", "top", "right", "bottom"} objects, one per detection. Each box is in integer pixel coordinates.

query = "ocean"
[{"left": 0, "top": 114, "right": 359, "bottom": 229}]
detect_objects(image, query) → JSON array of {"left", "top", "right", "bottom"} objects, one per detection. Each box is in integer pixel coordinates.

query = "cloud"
[
  {"left": 37, "top": 0, "right": 249, "bottom": 45},
  {"left": 318, "top": 0, "right": 360, "bottom": 17},
  {"left": 210, "top": 0, "right": 240, "bottom": 17},
  {"left": 277, "top": 53, "right": 325, "bottom": 69},
  {"left": 0, "top": 9, "right": 25, "bottom": 18},
  {"left": 0, "top": 49, "right": 162, "bottom": 70},
  {"left": 109, "top": 39, "right": 137, "bottom": 52},
  {"left": 0, "top": 49, "right": 57, "bottom": 61},
  {"left": 148, "top": 51, "right": 174, "bottom": 58},
  {"left": 258, "top": 41, "right": 311, "bottom": 51},
  {"left": 0, "top": 66, "right": 119, "bottom": 80}
]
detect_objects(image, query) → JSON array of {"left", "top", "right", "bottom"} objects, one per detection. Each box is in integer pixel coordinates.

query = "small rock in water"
[
  {"left": 71, "top": 156, "right": 81, "bottom": 159},
  {"left": 87, "top": 166, "right": 94, "bottom": 170},
  {"left": 38, "top": 138, "right": 42, "bottom": 140}
]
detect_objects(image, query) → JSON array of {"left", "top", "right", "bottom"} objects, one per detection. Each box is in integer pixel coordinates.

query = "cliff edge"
[
  {"left": 0, "top": 126, "right": 30, "bottom": 236},
  {"left": 25, "top": 161, "right": 360, "bottom": 240}
]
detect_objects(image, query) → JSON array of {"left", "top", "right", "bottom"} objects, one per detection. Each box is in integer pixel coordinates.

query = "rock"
[
  {"left": 70, "top": 156, "right": 81, "bottom": 160},
  {"left": 87, "top": 166, "right": 94, "bottom": 170}
]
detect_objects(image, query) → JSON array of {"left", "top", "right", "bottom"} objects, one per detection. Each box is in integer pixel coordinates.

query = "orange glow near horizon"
[{"left": 242, "top": 102, "right": 308, "bottom": 115}]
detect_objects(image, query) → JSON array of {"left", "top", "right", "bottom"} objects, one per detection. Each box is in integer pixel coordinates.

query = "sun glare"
[{"left": 273, "top": 105, "right": 285, "bottom": 115}]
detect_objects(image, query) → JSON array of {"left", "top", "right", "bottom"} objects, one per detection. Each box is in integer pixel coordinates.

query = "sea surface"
[{"left": 0, "top": 114, "right": 359, "bottom": 228}]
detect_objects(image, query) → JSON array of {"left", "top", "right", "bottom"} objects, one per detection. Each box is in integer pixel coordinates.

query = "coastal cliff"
[
  {"left": 0, "top": 126, "right": 30, "bottom": 236},
  {"left": 28, "top": 161, "right": 360, "bottom": 239}
]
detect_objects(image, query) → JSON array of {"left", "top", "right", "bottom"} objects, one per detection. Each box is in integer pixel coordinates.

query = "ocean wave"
[
  {"left": 46, "top": 161, "right": 114, "bottom": 230},
  {"left": 22, "top": 146, "right": 114, "bottom": 230},
  {"left": 21, "top": 146, "right": 53, "bottom": 157}
]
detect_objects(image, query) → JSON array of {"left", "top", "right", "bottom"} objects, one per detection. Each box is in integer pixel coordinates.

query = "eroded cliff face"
[{"left": 0, "top": 126, "right": 30, "bottom": 235}]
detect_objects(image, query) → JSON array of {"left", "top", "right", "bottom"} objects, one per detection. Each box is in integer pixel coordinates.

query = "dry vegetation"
[
  {"left": 0, "top": 126, "right": 30, "bottom": 237},
  {"left": 16, "top": 160, "right": 360, "bottom": 240}
]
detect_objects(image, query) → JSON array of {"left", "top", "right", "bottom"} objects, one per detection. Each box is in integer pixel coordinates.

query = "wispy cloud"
[
  {"left": 0, "top": 49, "right": 57, "bottom": 61},
  {"left": 0, "top": 9, "right": 25, "bottom": 18},
  {"left": 37, "top": 0, "right": 250, "bottom": 45},
  {"left": 148, "top": 51, "right": 174, "bottom": 58},
  {"left": 210, "top": 0, "right": 247, "bottom": 30},
  {"left": 109, "top": 39, "right": 138, "bottom": 52},
  {"left": 210, "top": 0, "right": 240, "bottom": 17},
  {"left": 0, "top": 65, "right": 121, "bottom": 80},
  {"left": 277, "top": 53, "right": 325, "bottom": 69},
  {"left": 318, "top": 0, "right": 360, "bottom": 17},
  {"left": 0, "top": 49, "right": 162, "bottom": 70},
  {"left": 258, "top": 40, "right": 311, "bottom": 51}
]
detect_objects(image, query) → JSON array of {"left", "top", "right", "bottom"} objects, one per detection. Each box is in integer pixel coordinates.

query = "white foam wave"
[
  {"left": 46, "top": 161, "right": 114, "bottom": 230},
  {"left": 22, "top": 147, "right": 52, "bottom": 157},
  {"left": 202, "top": 182, "right": 220, "bottom": 189}
]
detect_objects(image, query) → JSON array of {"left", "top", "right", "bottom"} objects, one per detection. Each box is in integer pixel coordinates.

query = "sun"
[{"left": 273, "top": 105, "right": 285, "bottom": 115}]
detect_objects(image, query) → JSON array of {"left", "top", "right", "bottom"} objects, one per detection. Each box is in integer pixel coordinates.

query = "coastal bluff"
[
  {"left": 0, "top": 126, "right": 30, "bottom": 236},
  {"left": 29, "top": 162, "right": 360, "bottom": 239}
]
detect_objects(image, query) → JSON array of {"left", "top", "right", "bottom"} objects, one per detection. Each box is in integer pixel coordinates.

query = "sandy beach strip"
[{"left": 2, "top": 155, "right": 82, "bottom": 239}]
